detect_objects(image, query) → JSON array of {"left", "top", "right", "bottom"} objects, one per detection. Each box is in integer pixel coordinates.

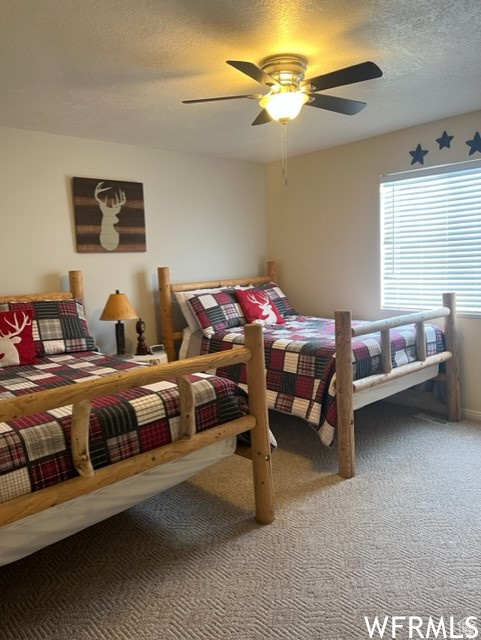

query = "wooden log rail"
[
  {"left": 0, "top": 349, "right": 253, "bottom": 425},
  {"left": 351, "top": 305, "right": 451, "bottom": 377},
  {"left": 0, "top": 323, "right": 274, "bottom": 527},
  {"left": 335, "top": 293, "right": 461, "bottom": 480},
  {"left": 0, "top": 348, "right": 254, "bottom": 481}
]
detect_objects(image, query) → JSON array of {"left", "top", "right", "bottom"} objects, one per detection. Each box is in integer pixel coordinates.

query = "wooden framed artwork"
[{"left": 72, "top": 177, "right": 146, "bottom": 253}]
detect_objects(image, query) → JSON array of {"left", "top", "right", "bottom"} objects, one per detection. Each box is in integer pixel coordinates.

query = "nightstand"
[{"left": 126, "top": 352, "right": 168, "bottom": 365}]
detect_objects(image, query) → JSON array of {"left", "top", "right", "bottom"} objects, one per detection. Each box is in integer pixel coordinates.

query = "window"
[{"left": 380, "top": 160, "right": 481, "bottom": 315}]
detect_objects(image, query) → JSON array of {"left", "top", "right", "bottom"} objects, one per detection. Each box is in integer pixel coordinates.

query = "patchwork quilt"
[
  {"left": 0, "top": 352, "right": 249, "bottom": 503},
  {"left": 200, "top": 315, "right": 445, "bottom": 446}
]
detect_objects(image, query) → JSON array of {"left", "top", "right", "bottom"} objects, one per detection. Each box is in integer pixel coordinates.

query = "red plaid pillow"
[
  {"left": 235, "top": 289, "right": 285, "bottom": 325},
  {"left": 0, "top": 310, "right": 36, "bottom": 367},
  {"left": 186, "top": 290, "right": 246, "bottom": 338}
]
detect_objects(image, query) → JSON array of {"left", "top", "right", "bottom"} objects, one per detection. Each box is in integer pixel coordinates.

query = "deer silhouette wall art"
[{"left": 72, "top": 177, "right": 146, "bottom": 253}]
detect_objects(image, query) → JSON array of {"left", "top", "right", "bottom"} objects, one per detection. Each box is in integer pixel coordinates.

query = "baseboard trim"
[{"left": 461, "top": 408, "right": 481, "bottom": 422}]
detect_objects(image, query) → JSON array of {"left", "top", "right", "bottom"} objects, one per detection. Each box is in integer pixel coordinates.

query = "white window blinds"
[{"left": 380, "top": 160, "right": 481, "bottom": 314}]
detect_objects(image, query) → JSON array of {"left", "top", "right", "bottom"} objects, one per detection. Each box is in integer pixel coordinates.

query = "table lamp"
[{"left": 100, "top": 289, "right": 138, "bottom": 355}]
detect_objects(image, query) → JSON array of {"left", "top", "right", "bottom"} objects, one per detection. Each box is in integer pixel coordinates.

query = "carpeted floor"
[{"left": 1, "top": 403, "right": 481, "bottom": 640}]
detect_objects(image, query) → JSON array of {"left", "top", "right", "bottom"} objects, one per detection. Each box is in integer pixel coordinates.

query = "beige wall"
[
  {"left": 2, "top": 113, "right": 479, "bottom": 417},
  {"left": 266, "top": 110, "right": 481, "bottom": 418},
  {"left": 0, "top": 126, "right": 267, "bottom": 354}
]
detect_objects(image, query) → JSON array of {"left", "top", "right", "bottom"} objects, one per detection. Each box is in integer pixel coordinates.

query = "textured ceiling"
[{"left": 2, "top": 0, "right": 481, "bottom": 162}]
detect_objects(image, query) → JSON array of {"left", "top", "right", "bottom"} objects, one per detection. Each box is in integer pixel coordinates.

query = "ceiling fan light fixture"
[{"left": 259, "top": 89, "right": 309, "bottom": 122}]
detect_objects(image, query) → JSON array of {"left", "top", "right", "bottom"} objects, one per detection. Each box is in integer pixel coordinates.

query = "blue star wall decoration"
[
  {"left": 436, "top": 130, "right": 453, "bottom": 149},
  {"left": 466, "top": 132, "right": 481, "bottom": 156},
  {"left": 409, "top": 143, "right": 429, "bottom": 165}
]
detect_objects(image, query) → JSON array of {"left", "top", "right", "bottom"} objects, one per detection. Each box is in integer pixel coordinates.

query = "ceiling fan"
[{"left": 183, "top": 54, "right": 383, "bottom": 125}]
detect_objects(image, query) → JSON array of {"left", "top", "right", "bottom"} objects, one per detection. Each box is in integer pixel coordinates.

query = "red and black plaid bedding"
[
  {"left": 199, "top": 315, "right": 445, "bottom": 446},
  {"left": 0, "top": 352, "right": 249, "bottom": 504}
]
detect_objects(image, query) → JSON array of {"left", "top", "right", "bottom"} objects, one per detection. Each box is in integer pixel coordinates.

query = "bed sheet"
[
  {"left": 0, "top": 351, "right": 249, "bottom": 504},
  {"left": 198, "top": 315, "right": 445, "bottom": 445}
]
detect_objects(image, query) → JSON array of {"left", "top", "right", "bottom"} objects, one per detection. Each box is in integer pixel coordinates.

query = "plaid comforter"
[
  {"left": 0, "top": 351, "right": 249, "bottom": 504},
  {"left": 200, "top": 315, "right": 445, "bottom": 446}
]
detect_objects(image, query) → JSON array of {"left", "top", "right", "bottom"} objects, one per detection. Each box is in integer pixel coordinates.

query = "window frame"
[{"left": 380, "top": 158, "right": 481, "bottom": 318}]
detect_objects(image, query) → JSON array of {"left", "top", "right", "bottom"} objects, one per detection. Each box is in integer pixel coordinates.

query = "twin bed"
[
  {"left": 0, "top": 271, "right": 274, "bottom": 565},
  {"left": 158, "top": 261, "right": 461, "bottom": 479},
  {"left": 0, "top": 262, "right": 461, "bottom": 565}
]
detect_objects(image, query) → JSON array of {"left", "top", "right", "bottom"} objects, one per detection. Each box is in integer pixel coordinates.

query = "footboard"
[
  {"left": 0, "top": 324, "right": 274, "bottom": 527},
  {"left": 335, "top": 293, "right": 461, "bottom": 479}
]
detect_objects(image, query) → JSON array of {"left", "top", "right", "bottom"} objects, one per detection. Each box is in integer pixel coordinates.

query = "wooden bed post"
[
  {"left": 267, "top": 260, "right": 277, "bottom": 283},
  {"left": 443, "top": 292, "right": 461, "bottom": 422},
  {"left": 158, "top": 266, "right": 176, "bottom": 362},
  {"left": 71, "top": 399, "right": 94, "bottom": 478},
  {"left": 69, "top": 270, "right": 85, "bottom": 300},
  {"left": 335, "top": 310, "right": 355, "bottom": 479},
  {"left": 244, "top": 323, "right": 275, "bottom": 525}
]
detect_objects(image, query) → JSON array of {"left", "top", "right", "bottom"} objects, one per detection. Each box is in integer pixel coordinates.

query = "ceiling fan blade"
[
  {"left": 226, "top": 60, "right": 279, "bottom": 87},
  {"left": 251, "top": 109, "right": 272, "bottom": 126},
  {"left": 305, "top": 61, "right": 383, "bottom": 92},
  {"left": 306, "top": 93, "right": 367, "bottom": 115},
  {"left": 183, "top": 94, "right": 254, "bottom": 104}
]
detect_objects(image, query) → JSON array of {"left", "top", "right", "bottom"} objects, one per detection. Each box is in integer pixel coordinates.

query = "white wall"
[
  {"left": 266, "top": 110, "right": 481, "bottom": 418},
  {"left": 0, "top": 126, "right": 267, "bottom": 354}
]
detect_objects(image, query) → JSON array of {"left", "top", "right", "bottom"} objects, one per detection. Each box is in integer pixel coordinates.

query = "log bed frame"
[
  {"left": 158, "top": 261, "right": 461, "bottom": 479},
  {"left": 0, "top": 271, "right": 274, "bottom": 528}
]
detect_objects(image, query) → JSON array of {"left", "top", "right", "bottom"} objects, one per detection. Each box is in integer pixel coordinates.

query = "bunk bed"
[
  {"left": 0, "top": 271, "right": 274, "bottom": 566},
  {"left": 157, "top": 261, "right": 461, "bottom": 479}
]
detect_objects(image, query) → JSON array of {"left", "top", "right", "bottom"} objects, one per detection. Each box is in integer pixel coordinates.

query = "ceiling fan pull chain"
[{"left": 281, "top": 122, "right": 288, "bottom": 186}]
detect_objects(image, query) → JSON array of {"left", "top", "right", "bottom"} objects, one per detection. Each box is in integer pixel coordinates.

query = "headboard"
[{"left": 157, "top": 261, "right": 277, "bottom": 361}]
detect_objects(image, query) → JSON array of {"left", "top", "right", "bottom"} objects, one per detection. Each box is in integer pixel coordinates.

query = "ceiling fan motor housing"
[{"left": 260, "top": 54, "right": 308, "bottom": 88}]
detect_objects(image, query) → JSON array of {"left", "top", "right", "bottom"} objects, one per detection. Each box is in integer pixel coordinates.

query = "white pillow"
[
  {"left": 175, "top": 285, "right": 253, "bottom": 331},
  {"left": 178, "top": 327, "right": 204, "bottom": 359}
]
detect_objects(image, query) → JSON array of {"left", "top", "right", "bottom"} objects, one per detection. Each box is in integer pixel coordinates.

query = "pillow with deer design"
[
  {"left": 254, "top": 282, "right": 297, "bottom": 317},
  {"left": 0, "top": 299, "right": 96, "bottom": 356},
  {"left": 0, "top": 310, "right": 36, "bottom": 367},
  {"left": 235, "top": 289, "right": 285, "bottom": 325}
]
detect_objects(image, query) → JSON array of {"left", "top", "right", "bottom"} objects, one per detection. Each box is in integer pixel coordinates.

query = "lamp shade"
[
  {"left": 100, "top": 290, "right": 138, "bottom": 321},
  {"left": 260, "top": 89, "right": 309, "bottom": 122}
]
